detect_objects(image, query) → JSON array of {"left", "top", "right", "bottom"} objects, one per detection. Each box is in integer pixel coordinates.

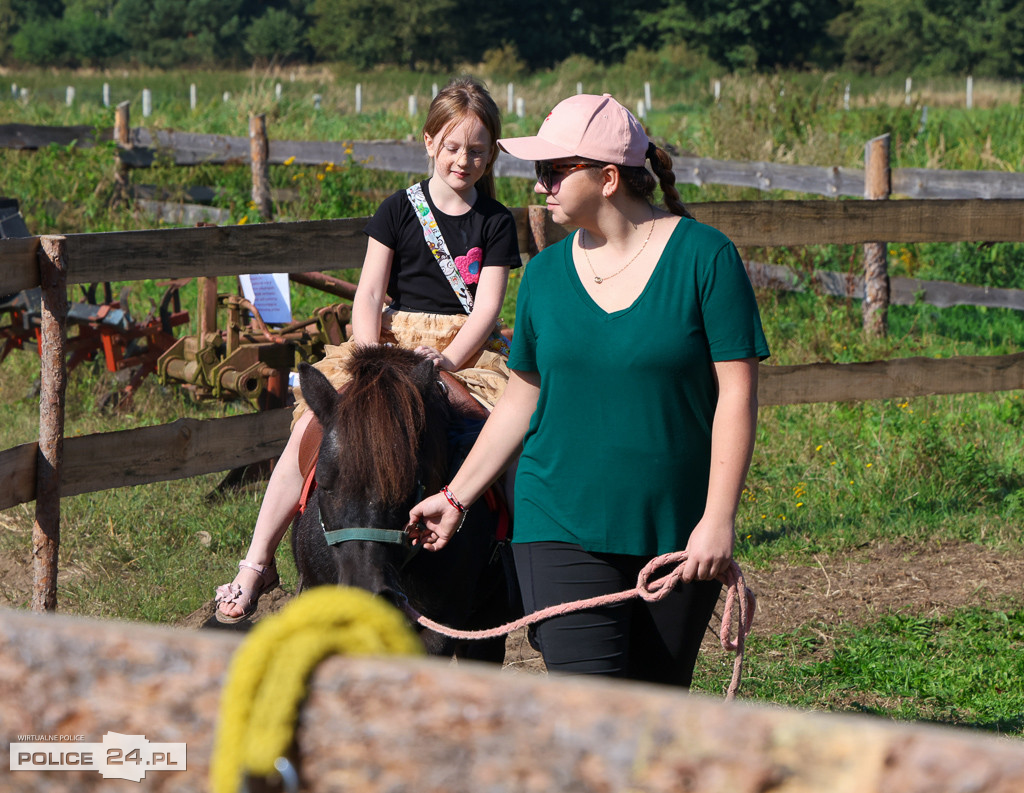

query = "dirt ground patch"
[{"left": 739, "top": 538, "right": 1024, "bottom": 637}]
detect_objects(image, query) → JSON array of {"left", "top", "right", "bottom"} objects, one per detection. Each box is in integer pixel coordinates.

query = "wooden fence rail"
[
  {"left": 4, "top": 350, "right": 1024, "bottom": 511},
  {"left": 3, "top": 200, "right": 1023, "bottom": 295},
  {"left": 746, "top": 260, "right": 1024, "bottom": 312},
  {"left": 4, "top": 123, "right": 1024, "bottom": 199},
  {"left": 3, "top": 607, "right": 1023, "bottom": 793}
]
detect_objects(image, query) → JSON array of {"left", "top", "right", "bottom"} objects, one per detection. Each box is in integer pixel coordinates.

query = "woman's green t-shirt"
[{"left": 507, "top": 217, "right": 770, "bottom": 556}]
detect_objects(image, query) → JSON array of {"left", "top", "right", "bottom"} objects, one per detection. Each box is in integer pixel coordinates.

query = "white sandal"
[{"left": 214, "top": 560, "right": 279, "bottom": 624}]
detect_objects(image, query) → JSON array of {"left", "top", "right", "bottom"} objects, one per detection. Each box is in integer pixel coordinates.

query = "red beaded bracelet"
[{"left": 441, "top": 485, "right": 467, "bottom": 513}]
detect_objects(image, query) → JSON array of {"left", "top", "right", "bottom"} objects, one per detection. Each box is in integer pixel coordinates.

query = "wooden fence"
[
  {"left": 2, "top": 200, "right": 1023, "bottom": 518},
  {"left": 5, "top": 121, "right": 1024, "bottom": 199},
  {"left": 3, "top": 606, "right": 1023, "bottom": 793}
]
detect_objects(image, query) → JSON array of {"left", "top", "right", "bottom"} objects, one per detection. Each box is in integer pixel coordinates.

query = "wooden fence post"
[
  {"left": 113, "top": 100, "right": 131, "bottom": 203},
  {"left": 33, "top": 236, "right": 69, "bottom": 613},
  {"left": 249, "top": 113, "right": 272, "bottom": 221},
  {"left": 862, "top": 134, "right": 891, "bottom": 336}
]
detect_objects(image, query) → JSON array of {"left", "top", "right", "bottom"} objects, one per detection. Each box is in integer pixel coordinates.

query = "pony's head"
[
  {"left": 295, "top": 345, "right": 451, "bottom": 600},
  {"left": 292, "top": 345, "right": 519, "bottom": 658},
  {"left": 301, "top": 344, "right": 451, "bottom": 520}
]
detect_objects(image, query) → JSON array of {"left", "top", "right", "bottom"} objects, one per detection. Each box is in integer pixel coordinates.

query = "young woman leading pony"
[{"left": 408, "top": 93, "right": 770, "bottom": 687}]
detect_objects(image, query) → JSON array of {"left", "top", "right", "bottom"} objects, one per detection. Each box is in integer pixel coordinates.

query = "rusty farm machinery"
[{"left": 1, "top": 199, "right": 356, "bottom": 412}]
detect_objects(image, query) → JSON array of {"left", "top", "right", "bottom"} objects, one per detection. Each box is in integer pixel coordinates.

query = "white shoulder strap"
[{"left": 406, "top": 184, "right": 474, "bottom": 312}]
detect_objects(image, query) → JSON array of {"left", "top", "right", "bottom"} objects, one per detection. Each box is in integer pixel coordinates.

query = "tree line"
[{"left": 1, "top": 0, "right": 1022, "bottom": 78}]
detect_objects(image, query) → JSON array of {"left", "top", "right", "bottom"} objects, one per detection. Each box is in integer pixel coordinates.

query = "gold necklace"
[{"left": 581, "top": 210, "right": 656, "bottom": 284}]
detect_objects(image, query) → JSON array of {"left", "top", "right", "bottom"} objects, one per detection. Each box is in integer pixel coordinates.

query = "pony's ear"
[
  {"left": 410, "top": 356, "right": 437, "bottom": 395},
  {"left": 298, "top": 362, "right": 338, "bottom": 424}
]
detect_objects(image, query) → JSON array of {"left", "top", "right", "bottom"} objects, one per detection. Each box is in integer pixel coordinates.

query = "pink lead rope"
[{"left": 404, "top": 550, "right": 756, "bottom": 700}]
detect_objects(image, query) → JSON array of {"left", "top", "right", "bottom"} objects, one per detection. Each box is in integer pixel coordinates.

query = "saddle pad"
[
  {"left": 439, "top": 371, "right": 489, "bottom": 422},
  {"left": 297, "top": 417, "right": 323, "bottom": 482}
]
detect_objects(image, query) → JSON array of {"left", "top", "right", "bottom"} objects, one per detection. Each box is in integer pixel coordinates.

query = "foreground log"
[{"left": 1, "top": 609, "right": 1022, "bottom": 792}]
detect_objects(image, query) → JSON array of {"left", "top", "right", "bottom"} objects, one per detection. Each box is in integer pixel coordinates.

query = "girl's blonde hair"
[{"left": 423, "top": 77, "right": 502, "bottom": 199}]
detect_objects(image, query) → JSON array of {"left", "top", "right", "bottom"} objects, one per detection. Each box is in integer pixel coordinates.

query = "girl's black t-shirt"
[{"left": 364, "top": 180, "right": 522, "bottom": 314}]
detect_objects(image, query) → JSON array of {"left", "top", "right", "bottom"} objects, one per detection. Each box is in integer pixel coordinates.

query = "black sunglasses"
[{"left": 534, "top": 161, "right": 602, "bottom": 192}]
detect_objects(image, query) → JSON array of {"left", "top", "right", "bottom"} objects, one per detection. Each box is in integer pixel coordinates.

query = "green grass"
[{"left": 696, "top": 608, "right": 1024, "bottom": 735}]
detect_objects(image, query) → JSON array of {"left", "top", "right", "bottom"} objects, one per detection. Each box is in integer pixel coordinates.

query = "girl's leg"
[{"left": 216, "top": 410, "right": 315, "bottom": 619}]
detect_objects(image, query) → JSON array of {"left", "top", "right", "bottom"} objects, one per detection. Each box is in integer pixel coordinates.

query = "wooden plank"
[
  {"left": 135, "top": 199, "right": 232, "bottom": 225},
  {"left": 0, "top": 409, "right": 291, "bottom": 510},
  {"left": 3, "top": 353, "right": 1022, "bottom": 509},
  {"left": 59, "top": 409, "right": 292, "bottom": 499},
  {"left": 0, "top": 123, "right": 104, "bottom": 149},
  {"left": 758, "top": 353, "right": 1024, "bottom": 406},
  {"left": 4, "top": 608, "right": 1024, "bottom": 793},
  {"left": 13, "top": 218, "right": 369, "bottom": 292},
  {"left": 894, "top": 168, "right": 1024, "bottom": 200},
  {"left": 33, "top": 236, "right": 69, "bottom": 612},
  {"left": 0, "top": 442, "right": 37, "bottom": 509},
  {"left": 132, "top": 185, "right": 298, "bottom": 204},
  {"left": 0, "top": 236, "right": 41, "bottom": 291},
  {"left": 746, "top": 260, "right": 1024, "bottom": 311},
  {"left": 890, "top": 277, "right": 1024, "bottom": 310},
  {"left": 691, "top": 199, "right": 1024, "bottom": 246},
  {"left": 274, "top": 139, "right": 433, "bottom": 172},
  {"left": 132, "top": 184, "right": 223, "bottom": 203},
  {"left": 11, "top": 123, "right": 1022, "bottom": 201},
  {"left": 121, "top": 133, "right": 520, "bottom": 176},
  {"left": 120, "top": 132, "right": 436, "bottom": 172},
  {"left": 3, "top": 201, "right": 1023, "bottom": 295},
  {"left": 675, "top": 156, "right": 865, "bottom": 197}
]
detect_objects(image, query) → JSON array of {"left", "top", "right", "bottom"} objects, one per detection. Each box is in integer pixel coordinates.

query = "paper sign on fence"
[{"left": 239, "top": 273, "right": 292, "bottom": 325}]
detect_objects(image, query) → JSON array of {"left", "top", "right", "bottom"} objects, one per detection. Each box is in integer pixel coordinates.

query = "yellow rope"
[{"left": 210, "top": 586, "right": 424, "bottom": 793}]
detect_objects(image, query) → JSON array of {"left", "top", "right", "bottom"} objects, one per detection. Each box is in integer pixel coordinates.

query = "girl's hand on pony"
[{"left": 414, "top": 345, "right": 453, "bottom": 370}]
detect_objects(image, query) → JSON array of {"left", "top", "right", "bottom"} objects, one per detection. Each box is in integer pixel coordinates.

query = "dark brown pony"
[{"left": 290, "top": 344, "right": 518, "bottom": 660}]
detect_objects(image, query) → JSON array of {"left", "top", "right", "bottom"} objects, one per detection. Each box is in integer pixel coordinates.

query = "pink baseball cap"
[{"left": 498, "top": 93, "right": 650, "bottom": 166}]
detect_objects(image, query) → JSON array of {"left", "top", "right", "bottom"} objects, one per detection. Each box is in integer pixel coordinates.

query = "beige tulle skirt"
[{"left": 291, "top": 307, "right": 510, "bottom": 427}]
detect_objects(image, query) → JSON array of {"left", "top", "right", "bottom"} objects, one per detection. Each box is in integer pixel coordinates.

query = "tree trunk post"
[
  {"left": 862, "top": 134, "right": 891, "bottom": 337},
  {"left": 113, "top": 100, "right": 131, "bottom": 203},
  {"left": 527, "top": 205, "right": 548, "bottom": 258},
  {"left": 33, "top": 236, "right": 69, "bottom": 613},
  {"left": 249, "top": 113, "right": 272, "bottom": 221}
]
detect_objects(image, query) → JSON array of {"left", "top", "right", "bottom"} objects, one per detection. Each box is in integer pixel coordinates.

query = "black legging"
[{"left": 512, "top": 541, "right": 722, "bottom": 687}]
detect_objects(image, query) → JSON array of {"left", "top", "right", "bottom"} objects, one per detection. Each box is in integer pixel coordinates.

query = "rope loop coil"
[
  {"left": 210, "top": 586, "right": 423, "bottom": 793},
  {"left": 407, "top": 550, "right": 756, "bottom": 700}
]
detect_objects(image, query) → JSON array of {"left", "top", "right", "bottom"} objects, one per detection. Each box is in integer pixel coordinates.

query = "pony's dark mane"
[{"left": 331, "top": 345, "right": 449, "bottom": 506}]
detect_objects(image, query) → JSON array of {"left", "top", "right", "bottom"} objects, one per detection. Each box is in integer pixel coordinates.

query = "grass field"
[{"left": 1, "top": 65, "right": 1023, "bottom": 737}]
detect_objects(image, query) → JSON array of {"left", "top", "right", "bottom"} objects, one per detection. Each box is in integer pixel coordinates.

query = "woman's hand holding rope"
[{"left": 407, "top": 491, "right": 464, "bottom": 550}]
